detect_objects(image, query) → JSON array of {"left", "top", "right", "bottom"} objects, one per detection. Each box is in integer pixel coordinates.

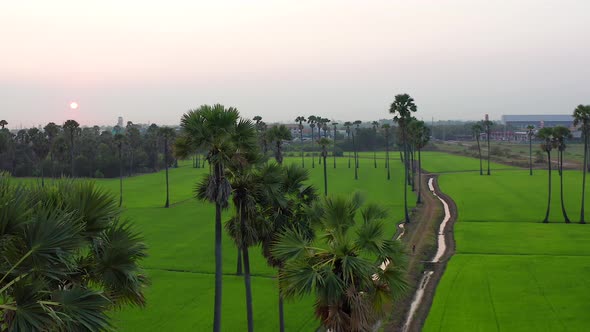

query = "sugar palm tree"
[
  {"left": 483, "top": 120, "right": 494, "bottom": 175},
  {"left": 317, "top": 117, "right": 328, "bottom": 164},
  {"left": 308, "top": 116, "right": 317, "bottom": 168},
  {"left": 573, "top": 104, "right": 590, "bottom": 223},
  {"left": 253, "top": 116, "right": 268, "bottom": 156},
  {"left": 273, "top": 192, "right": 408, "bottom": 331},
  {"left": 258, "top": 164, "right": 318, "bottom": 332},
  {"left": 0, "top": 119, "right": 7, "bottom": 129},
  {"left": 372, "top": 121, "right": 379, "bottom": 168},
  {"left": 267, "top": 125, "right": 293, "bottom": 165},
  {"left": 332, "top": 122, "right": 338, "bottom": 168},
  {"left": 553, "top": 126, "right": 572, "bottom": 223},
  {"left": 413, "top": 121, "right": 430, "bottom": 204},
  {"left": 63, "top": 119, "right": 80, "bottom": 177},
  {"left": 175, "top": 104, "right": 257, "bottom": 332},
  {"left": 0, "top": 176, "right": 148, "bottom": 331},
  {"left": 159, "top": 127, "right": 176, "bottom": 208},
  {"left": 344, "top": 121, "right": 352, "bottom": 168},
  {"left": 317, "top": 137, "right": 331, "bottom": 196},
  {"left": 390, "top": 94, "right": 418, "bottom": 223},
  {"left": 382, "top": 124, "right": 391, "bottom": 180},
  {"left": 472, "top": 122, "right": 484, "bottom": 175},
  {"left": 354, "top": 120, "right": 362, "bottom": 171},
  {"left": 114, "top": 133, "right": 125, "bottom": 207},
  {"left": 527, "top": 125, "right": 535, "bottom": 176},
  {"left": 295, "top": 116, "right": 307, "bottom": 167},
  {"left": 538, "top": 127, "right": 554, "bottom": 223}
]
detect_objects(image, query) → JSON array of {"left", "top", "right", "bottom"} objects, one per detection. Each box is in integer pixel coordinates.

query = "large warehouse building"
[{"left": 501, "top": 114, "right": 574, "bottom": 129}]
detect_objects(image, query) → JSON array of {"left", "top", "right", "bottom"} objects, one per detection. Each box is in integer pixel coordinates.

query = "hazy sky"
[{"left": 2, "top": 0, "right": 589, "bottom": 128}]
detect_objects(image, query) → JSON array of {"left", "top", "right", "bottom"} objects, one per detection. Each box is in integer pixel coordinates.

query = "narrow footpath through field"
[{"left": 386, "top": 173, "right": 458, "bottom": 332}]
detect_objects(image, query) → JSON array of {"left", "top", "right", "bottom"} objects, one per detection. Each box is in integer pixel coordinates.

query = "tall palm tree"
[
  {"left": 317, "top": 137, "right": 331, "bottom": 196},
  {"left": 372, "top": 121, "right": 379, "bottom": 168},
  {"left": 159, "top": 127, "right": 176, "bottom": 208},
  {"left": 295, "top": 116, "right": 307, "bottom": 167},
  {"left": 390, "top": 93, "right": 418, "bottom": 223},
  {"left": 114, "top": 133, "right": 125, "bottom": 207},
  {"left": 413, "top": 121, "right": 430, "bottom": 204},
  {"left": 273, "top": 192, "right": 408, "bottom": 332},
  {"left": 573, "top": 104, "right": 590, "bottom": 224},
  {"left": 553, "top": 126, "right": 572, "bottom": 223},
  {"left": 317, "top": 117, "right": 328, "bottom": 164},
  {"left": 354, "top": 120, "right": 362, "bottom": 171},
  {"left": 527, "top": 125, "right": 535, "bottom": 176},
  {"left": 253, "top": 116, "right": 268, "bottom": 156},
  {"left": 332, "top": 122, "right": 338, "bottom": 168},
  {"left": 538, "top": 127, "right": 554, "bottom": 223},
  {"left": 267, "top": 125, "right": 293, "bottom": 165},
  {"left": 258, "top": 164, "right": 318, "bottom": 332},
  {"left": 0, "top": 119, "right": 7, "bottom": 129},
  {"left": 308, "top": 116, "right": 317, "bottom": 168},
  {"left": 344, "top": 121, "right": 352, "bottom": 168},
  {"left": 472, "top": 122, "right": 484, "bottom": 175},
  {"left": 175, "top": 104, "right": 257, "bottom": 332},
  {"left": 382, "top": 124, "right": 391, "bottom": 180},
  {"left": 0, "top": 176, "right": 148, "bottom": 331},
  {"left": 483, "top": 120, "right": 494, "bottom": 175},
  {"left": 63, "top": 119, "right": 80, "bottom": 177}
]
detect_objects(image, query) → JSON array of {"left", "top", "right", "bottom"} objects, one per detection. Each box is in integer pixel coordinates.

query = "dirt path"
[{"left": 385, "top": 173, "right": 458, "bottom": 332}]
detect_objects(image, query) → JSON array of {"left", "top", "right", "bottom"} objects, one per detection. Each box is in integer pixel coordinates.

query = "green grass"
[
  {"left": 423, "top": 152, "right": 590, "bottom": 331},
  {"left": 14, "top": 155, "right": 414, "bottom": 331}
]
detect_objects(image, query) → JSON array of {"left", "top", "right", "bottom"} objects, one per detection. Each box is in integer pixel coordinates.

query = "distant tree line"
[{"left": 0, "top": 120, "right": 175, "bottom": 180}]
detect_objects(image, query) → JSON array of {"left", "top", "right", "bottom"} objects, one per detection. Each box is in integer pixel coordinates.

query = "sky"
[{"left": 1, "top": 0, "right": 589, "bottom": 128}]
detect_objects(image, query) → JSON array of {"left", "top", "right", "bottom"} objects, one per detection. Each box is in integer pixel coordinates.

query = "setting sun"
[{"left": 69, "top": 101, "right": 79, "bottom": 110}]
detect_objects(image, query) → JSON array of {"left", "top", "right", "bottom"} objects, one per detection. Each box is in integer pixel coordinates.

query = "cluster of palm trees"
[
  {"left": 174, "top": 104, "right": 409, "bottom": 332},
  {"left": 471, "top": 120, "right": 495, "bottom": 176},
  {"left": 0, "top": 175, "right": 148, "bottom": 330}
]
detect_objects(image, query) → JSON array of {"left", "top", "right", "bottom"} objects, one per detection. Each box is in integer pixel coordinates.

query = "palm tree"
[
  {"left": 390, "top": 94, "right": 418, "bottom": 223},
  {"left": 175, "top": 104, "right": 257, "bottom": 332},
  {"left": 344, "top": 121, "right": 352, "bottom": 168},
  {"left": 573, "top": 104, "right": 590, "bottom": 223},
  {"left": 527, "top": 125, "right": 535, "bottom": 176},
  {"left": 332, "top": 122, "right": 338, "bottom": 168},
  {"left": 0, "top": 119, "right": 6, "bottom": 129},
  {"left": 43, "top": 122, "right": 60, "bottom": 178},
  {"left": 160, "top": 127, "right": 176, "bottom": 208},
  {"left": 63, "top": 119, "right": 80, "bottom": 177},
  {"left": 114, "top": 133, "right": 125, "bottom": 207},
  {"left": 253, "top": 116, "right": 268, "bottom": 155},
  {"left": 308, "top": 116, "right": 317, "bottom": 168},
  {"left": 317, "top": 118, "right": 327, "bottom": 165},
  {"left": 538, "top": 127, "right": 554, "bottom": 223},
  {"left": 317, "top": 138, "right": 331, "bottom": 196},
  {"left": 413, "top": 121, "right": 430, "bottom": 204},
  {"left": 553, "top": 126, "right": 572, "bottom": 223},
  {"left": 0, "top": 175, "right": 148, "bottom": 331},
  {"left": 273, "top": 192, "right": 408, "bottom": 331},
  {"left": 258, "top": 164, "right": 318, "bottom": 332},
  {"left": 295, "top": 116, "right": 307, "bottom": 167},
  {"left": 382, "top": 124, "right": 391, "bottom": 180},
  {"left": 267, "top": 125, "right": 293, "bottom": 165},
  {"left": 483, "top": 120, "right": 494, "bottom": 175},
  {"left": 372, "top": 121, "right": 379, "bottom": 168},
  {"left": 472, "top": 122, "right": 484, "bottom": 175},
  {"left": 354, "top": 120, "right": 362, "bottom": 171}
]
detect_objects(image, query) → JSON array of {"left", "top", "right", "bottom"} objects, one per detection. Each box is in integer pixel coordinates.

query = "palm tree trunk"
[
  {"left": 529, "top": 136, "right": 533, "bottom": 176},
  {"left": 403, "top": 130, "right": 410, "bottom": 223},
  {"left": 410, "top": 147, "right": 415, "bottom": 191},
  {"left": 236, "top": 249, "right": 243, "bottom": 275},
  {"left": 213, "top": 163, "right": 223, "bottom": 332},
  {"left": 318, "top": 128, "right": 322, "bottom": 165},
  {"left": 323, "top": 149, "right": 328, "bottom": 196},
  {"left": 560, "top": 150, "right": 570, "bottom": 223},
  {"left": 239, "top": 204, "right": 254, "bottom": 332},
  {"left": 333, "top": 129, "right": 337, "bottom": 169},
  {"left": 581, "top": 131, "right": 588, "bottom": 224},
  {"left": 353, "top": 133, "right": 358, "bottom": 180},
  {"left": 119, "top": 145, "right": 123, "bottom": 207},
  {"left": 300, "top": 128, "right": 304, "bottom": 168},
  {"left": 164, "top": 140, "right": 170, "bottom": 208},
  {"left": 311, "top": 130, "right": 315, "bottom": 168},
  {"left": 348, "top": 133, "right": 351, "bottom": 168},
  {"left": 487, "top": 132, "right": 491, "bottom": 175},
  {"left": 543, "top": 151, "right": 552, "bottom": 223},
  {"left": 477, "top": 138, "right": 482, "bottom": 175},
  {"left": 374, "top": 148, "right": 377, "bottom": 168},
  {"left": 416, "top": 148, "right": 422, "bottom": 204}
]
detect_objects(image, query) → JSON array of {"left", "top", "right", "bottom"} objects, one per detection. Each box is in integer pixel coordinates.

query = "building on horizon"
[{"left": 501, "top": 114, "right": 574, "bottom": 130}]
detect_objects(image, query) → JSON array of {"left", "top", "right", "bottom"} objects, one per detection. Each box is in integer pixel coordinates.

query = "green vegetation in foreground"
[
  {"left": 21, "top": 155, "right": 413, "bottom": 331},
  {"left": 423, "top": 153, "right": 590, "bottom": 332}
]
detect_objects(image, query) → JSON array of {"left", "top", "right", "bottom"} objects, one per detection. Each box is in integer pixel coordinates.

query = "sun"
[{"left": 69, "top": 101, "right": 79, "bottom": 110}]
